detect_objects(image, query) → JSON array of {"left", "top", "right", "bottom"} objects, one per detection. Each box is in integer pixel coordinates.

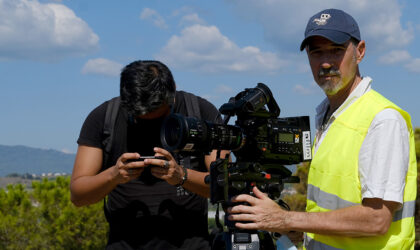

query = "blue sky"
[{"left": 0, "top": 0, "right": 419, "bottom": 154}]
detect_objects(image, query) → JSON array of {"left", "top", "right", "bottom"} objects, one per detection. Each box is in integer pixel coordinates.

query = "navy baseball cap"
[{"left": 300, "top": 9, "right": 361, "bottom": 51}]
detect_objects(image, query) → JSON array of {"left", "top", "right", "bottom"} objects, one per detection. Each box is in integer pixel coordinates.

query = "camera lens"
[{"left": 161, "top": 113, "right": 244, "bottom": 153}]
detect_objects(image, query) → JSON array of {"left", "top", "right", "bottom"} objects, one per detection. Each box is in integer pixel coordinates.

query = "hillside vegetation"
[{"left": 0, "top": 177, "right": 107, "bottom": 249}]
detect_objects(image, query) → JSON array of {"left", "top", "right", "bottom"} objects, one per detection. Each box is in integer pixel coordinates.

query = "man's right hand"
[{"left": 112, "top": 153, "right": 147, "bottom": 184}]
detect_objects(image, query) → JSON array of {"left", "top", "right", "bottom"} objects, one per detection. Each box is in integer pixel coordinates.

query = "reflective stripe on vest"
[
  {"left": 304, "top": 234, "right": 342, "bottom": 250},
  {"left": 307, "top": 184, "right": 416, "bottom": 221},
  {"left": 393, "top": 200, "right": 416, "bottom": 222},
  {"left": 307, "top": 184, "right": 357, "bottom": 210}
]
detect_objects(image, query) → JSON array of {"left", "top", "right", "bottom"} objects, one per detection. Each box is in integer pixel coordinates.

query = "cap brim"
[{"left": 300, "top": 29, "right": 351, "bottom": 51}]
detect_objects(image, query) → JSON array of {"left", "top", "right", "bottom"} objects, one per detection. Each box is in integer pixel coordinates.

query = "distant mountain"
[{"left": 0, "top": 145, "right": 75, "bottom": 176}]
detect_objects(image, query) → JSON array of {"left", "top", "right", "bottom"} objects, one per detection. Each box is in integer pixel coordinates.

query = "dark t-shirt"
[{"left": 77, "top": 91, "right": 222, "bottom": 250}]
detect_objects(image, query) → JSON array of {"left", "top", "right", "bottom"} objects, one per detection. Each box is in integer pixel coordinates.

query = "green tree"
[
  {"left": 0, "top": 177, "right": 108, "bottom": 249},
  {"left": 0, "top": 183, "right": 34, "bottom": 248},
  {"left": 282, "top": 162, "right": 309, "bottom": 212}
]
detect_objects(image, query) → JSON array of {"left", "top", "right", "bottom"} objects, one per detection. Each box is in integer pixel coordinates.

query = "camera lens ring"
[{"left": 160, "top": 113, "right": 187, "bottom": 152}]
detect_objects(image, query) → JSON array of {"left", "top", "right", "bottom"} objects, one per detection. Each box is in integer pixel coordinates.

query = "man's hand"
[
  {"left": 227, "top": 186, "right": 290, "bottom": 233},
  {"left": 145, "top": 147, "right": 185, "bottom": 186},
  {"left": 112, "top": 152, "right": 146, "bottom": 184}
]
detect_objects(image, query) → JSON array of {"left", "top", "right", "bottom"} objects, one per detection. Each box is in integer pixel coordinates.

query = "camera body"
[
  {"left": 228, "top": 115, "right": 311, "bottom": 166},
  {"left": 161, "top": 83, "right": 311, "bottom": 204}
]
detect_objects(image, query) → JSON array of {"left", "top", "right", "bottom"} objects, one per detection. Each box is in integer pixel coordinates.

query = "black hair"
[{"left": 120, "top": 60, "right": 176, "bottom": 117}]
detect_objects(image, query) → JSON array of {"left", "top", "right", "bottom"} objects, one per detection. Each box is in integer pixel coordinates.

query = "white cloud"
[
  {"left": 156, "top": 24, "right": 287, "bottom": 73},
  {"left": 81, "top": 58, "right": 123, "bottom": 77},
  {"left": 179, "top": 13, "right": 206, "bottom": 26},
  {"left": 359, "top": 3, "right": 413, "bottom": 49},
  {"left": 140, "top": 8, "right": 168, "bottom": 29},
  {"left": 0, "top": 0, "right": 99, "bottom": 61},
  {"left": 376, "top": 50, "right": 420, "bottom": 74},
  {"left": 404, "top": 58, "right": 420, "bottom": 73},
  {"left": 378, "top": 50, "right": 411, "bottom": 64},
  {"left": 227, "top": 0, "right": 413, "bottom": 51},
  {"left": 170, "top": 7, "right": 206, "bottom": 27}
]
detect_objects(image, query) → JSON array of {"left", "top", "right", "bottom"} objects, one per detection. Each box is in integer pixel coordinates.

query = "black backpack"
[{"left": 101, "top": 91, "right": 201, "bottom": 169}]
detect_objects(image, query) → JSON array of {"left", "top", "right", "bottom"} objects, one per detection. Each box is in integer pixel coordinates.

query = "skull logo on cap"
[{"left": 313, "top": 13, "right": 331, "bottom": 25}]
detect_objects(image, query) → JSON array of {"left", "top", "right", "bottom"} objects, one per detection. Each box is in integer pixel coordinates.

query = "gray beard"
[{"left": 318, "top": 68, "right": 343, "bottom": 95}]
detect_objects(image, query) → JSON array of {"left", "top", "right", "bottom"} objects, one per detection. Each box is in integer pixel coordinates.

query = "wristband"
[{"left": 175, "top": 165, "right": 188, "bottom": 187}]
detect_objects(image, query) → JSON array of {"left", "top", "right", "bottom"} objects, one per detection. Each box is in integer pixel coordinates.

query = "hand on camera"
[
  {"left": 227, "top": 186, "right": 289, "bottom": 233},
  {"left": 145, "top": 147, "right": 186, "bottom": 186}
]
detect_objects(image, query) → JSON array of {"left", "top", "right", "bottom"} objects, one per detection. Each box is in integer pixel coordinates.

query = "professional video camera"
[{"left": 161, "top": 83, "right": 311, "bottom": 250}]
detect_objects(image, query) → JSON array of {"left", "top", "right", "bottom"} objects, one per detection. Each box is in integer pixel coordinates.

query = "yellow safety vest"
[{"left": 305, "top": 90, "right": 417, "bottom": 250}]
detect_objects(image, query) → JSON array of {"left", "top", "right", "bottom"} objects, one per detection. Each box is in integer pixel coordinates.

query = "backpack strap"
[
  {"left": 182, "top": 91, "right": 201, "bottom": 118},
  {"left": 101, "top": 96, "right": 120, "bottom": 222},
  {"left": 102, "top": 96, "right": 121, "bottom": 170}
]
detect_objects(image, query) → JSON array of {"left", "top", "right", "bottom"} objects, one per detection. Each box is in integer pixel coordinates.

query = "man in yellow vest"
[{"left": 228, "top": 8, "right": 416, "bottom": 249}]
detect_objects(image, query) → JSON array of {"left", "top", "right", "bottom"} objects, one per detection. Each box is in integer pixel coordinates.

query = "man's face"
[{"left": 306, "top": 36, "right": 360, "bottom": 96}]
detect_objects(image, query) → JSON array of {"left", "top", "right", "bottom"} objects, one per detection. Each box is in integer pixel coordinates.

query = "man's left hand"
[{"left": 144, "top": 147, "right": 185, "bottom": 186}]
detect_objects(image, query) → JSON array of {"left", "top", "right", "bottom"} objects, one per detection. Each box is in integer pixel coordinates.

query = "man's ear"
[{"left": 356, "top": 40, "right": 366, "bottom": 63}]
